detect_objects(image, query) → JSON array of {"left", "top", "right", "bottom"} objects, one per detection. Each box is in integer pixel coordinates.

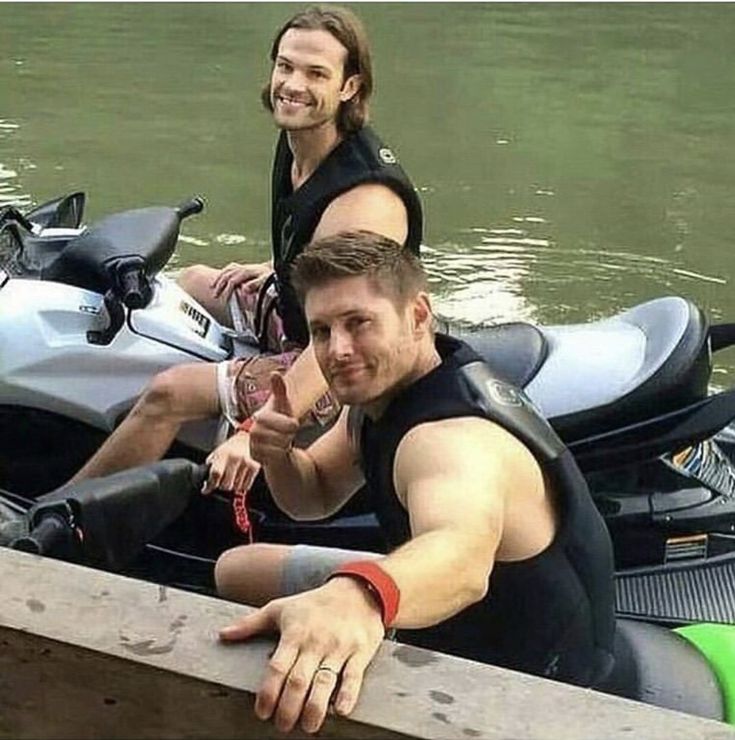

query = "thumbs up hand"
[
  {"left": 249, "top": 373, "right": 301, "bottom": 466},
  {"left": 269, "top": 372, "right": 294, "bottom": 418}
]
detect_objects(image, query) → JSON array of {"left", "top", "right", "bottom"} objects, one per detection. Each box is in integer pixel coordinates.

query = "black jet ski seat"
[
  {"left": 457, "top": 297, "right": 711, "bottom": 442},
  {"left": 600, "top": 619, "right": 724, "bottom": 721}
]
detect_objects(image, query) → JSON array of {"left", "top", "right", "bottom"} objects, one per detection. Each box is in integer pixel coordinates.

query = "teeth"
[{"left": 278, "top": 96, "right": 308, "bottom": 107}]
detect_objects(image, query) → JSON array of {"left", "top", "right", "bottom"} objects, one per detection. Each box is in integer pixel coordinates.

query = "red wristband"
[
  {"left": 238, "top": 417, "right": 255, "bottom": 434},
  {"left": 327, "top": 561, "right": 400, "bottom": 629}
]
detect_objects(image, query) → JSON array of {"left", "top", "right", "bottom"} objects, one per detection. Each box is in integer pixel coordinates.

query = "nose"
[
  {"left": 279, "top": 69, "right": 307, "bottom": 94},
  {"left": 329, "top": 326, "right": 354, "bottom": 360}
]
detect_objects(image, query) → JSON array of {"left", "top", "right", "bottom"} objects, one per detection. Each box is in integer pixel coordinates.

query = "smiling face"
[
  {"left": 269, "top": 28, "right": 360, "bottom": 133},
  {"left": 305, "top": 275, "right": 431, "bottom": 412}
]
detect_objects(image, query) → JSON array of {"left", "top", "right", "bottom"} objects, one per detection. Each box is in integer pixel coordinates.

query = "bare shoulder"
[
  {"left": 394, "top": 416, "right": 542, "bottom": 502},
  {"left": 313, "top": 183, "right": 408, "bottom": 244},
  {"left": 330, "top": 182, "right": 405, "bottom": 209}
]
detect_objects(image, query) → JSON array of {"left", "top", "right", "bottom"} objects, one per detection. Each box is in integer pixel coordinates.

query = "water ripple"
[
  {"left": 0, "top": 118, "right": 32, "bottom": 209},
  {"left": 422, "top": 227, "right": 724, "bottom": 328},
  {"left": 215, "top": 233, "right": 247, "bottom": 246}
]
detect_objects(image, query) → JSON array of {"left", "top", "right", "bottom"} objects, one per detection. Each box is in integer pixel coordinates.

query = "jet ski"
[{"left": 2, "top": 192, "right": 735, "bottom": 583}]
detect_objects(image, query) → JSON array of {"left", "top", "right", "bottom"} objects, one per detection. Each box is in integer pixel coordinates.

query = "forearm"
[
  {"left": 377, "top": 528, "right": 493, "bottom": 629},
  {"left": 263, "top": 448, "right": 335, "bottom": 521}
]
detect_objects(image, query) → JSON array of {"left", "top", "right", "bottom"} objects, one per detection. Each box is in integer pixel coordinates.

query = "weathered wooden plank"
[
  {"left": 0, "top": 629, "right": 407, "bottom": 740},
  {"left": 1, "top": 548, "right": 733, "bottom": 740}
]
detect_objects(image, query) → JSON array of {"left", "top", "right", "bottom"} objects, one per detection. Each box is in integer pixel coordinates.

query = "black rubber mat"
[{"left": 615, "top": 553, "right": 735, "bottom": 624}]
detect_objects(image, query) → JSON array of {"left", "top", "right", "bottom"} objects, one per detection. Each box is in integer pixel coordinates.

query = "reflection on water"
[
  {"left": 424, "top": 242, "right": 537, "bottom": 326},
  {"left": 426, "top": 232, "right": 730, "bottom": 332},
  {"left": 0, "top": 119, "right": 32, "bottom": 209}
]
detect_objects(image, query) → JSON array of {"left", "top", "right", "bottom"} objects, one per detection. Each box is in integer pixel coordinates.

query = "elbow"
[
  {"left": 460, "top": 550, "right": 493, "bottom": 606},
  {"left": 465, "top": 572, "right": 490, "bottom": 606}
]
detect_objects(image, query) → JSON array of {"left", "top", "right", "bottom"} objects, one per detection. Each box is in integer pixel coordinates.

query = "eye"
[
  {"left": 346, "top": 316, "right": 370, "bottom": 332},
  {"left": 276, "top": 61, "right": 292, "bottom": 73},
  {"left": 311, "top": 325, "right": 330, "bottom": 342}
]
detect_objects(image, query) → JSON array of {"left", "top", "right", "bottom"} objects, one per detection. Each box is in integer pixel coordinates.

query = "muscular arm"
[
  {"left": 370, "top": 416, "right": 547, "bottom": 629},
  {"left": 312, "top": 182, "right": 409, "bottom": 245},
  {"left": 219, "top": 416, "right": 549, "bottom": 734}
]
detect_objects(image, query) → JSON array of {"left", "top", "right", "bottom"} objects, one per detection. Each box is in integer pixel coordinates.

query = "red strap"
[
  {"left": 233, "top": 418, "right": 254, "bottom": 540},
  {"left": 328, "top": 561, "right": 400, "bottom": 629},
  {"left": 238, "top": 417, "right": 255, "bottom": 434},
  {"left": 232, "top": 489, "right": 253, "bottom": 543}
]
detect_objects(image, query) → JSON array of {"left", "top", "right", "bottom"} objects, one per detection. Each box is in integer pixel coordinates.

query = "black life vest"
[
  {"left": 357, "top": 334, "right": 616, "bottom": 687},
  {"left": 270, "top": 126, "right": 423, "bottom": 345}
]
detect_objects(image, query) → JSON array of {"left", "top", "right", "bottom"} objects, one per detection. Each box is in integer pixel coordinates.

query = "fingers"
[
  {"left": 211, "top": 263, "right": 240, "bottom": 298},
  {"left": 271, "top": 648, "right": 369, "bottom": 733},
  {"left": 202, "top": 451, "right": 221, "bottom": 494},
  {"left": 219, "top": 605, "right": 277, "bottom": 642},
  {"left": 249, "top": 412, "right": 300, "bottom": 465},
  {"left": 242, "top": 586, "right": 382, "bottom": 734},
  {"left": 300, "top": 658, "right": 345, "bottom": 734},
  {"left": 243, "top": 269, "right": 271, "bottom": 294},
  {"left": 203, "top": 435, "right": 260, "bottom": 493},
  {"left": 249, "top": 379, "right": 299, "bottom": 465},
  {"left": 252, "top": 409, "right": 300, "bottom": 438},
  {"left": 268, "top": 650, "right": 323, "bottom": 732},
  {"left": 219, "top": 454, "right": 258, "bottom": 492},
  {"left": 211, "top": 263, "right": 260, "bottom": 298},
  {"left": 266, "top": 648, "right": 349, "bottom": 734},
  {"left": 204, "top": 459, "right": 259, "bottom": 493},
  {"left": 333, "top": 651, "right": 371, "bottom": 717},
  {"left": 269, "top": 372, "right": 294, "bottom": 418},
  {"left": 233, "top": 459, "right": 261, "bottom": 493},
  {"left": 254, "top": 634, "right": 302, "bottom": 723},
  {"left": 203, "top": 451, "right": 232, "bottom": 494}
]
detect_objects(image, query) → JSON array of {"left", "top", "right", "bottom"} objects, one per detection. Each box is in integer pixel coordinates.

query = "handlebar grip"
[
  {"left": 120, "top": 268, "right": 146, "bottom": 309},
  {"left": 12, "top": 515, "right": 70, "bottom": 556},
  {"left": 176, "top": 196, "right": 206, "bottom": 220}
]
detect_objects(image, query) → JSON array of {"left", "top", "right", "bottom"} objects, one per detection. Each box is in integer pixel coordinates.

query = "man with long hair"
[{"left": 71, "top": 6, "right": 423, "bottom": 499}]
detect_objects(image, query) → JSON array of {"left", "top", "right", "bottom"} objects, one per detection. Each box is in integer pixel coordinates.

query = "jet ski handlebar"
[
  {"left": 10, "top": 460, "right": 208, "bottom": 568},
  {"left": 114, "top": 257, "right": 151, "bottom": 310},
  {"left": 176, "top": 196, "right": 206, "bottom": 220},
  {"left": 12, "top": 509, "right": 75, "bottom": 557}
]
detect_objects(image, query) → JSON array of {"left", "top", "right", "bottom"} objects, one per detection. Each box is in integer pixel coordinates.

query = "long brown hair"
[{"left": 261, "top": 5, "right": 373, "bottom": 133}]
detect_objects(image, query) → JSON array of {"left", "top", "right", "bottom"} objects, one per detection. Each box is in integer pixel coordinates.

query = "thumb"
[
  {"left": 269, "top": 372, "right": 294, "bottom": 418},
  {"left": 219, "top": 606, "right": 276, "bottom": 643}
]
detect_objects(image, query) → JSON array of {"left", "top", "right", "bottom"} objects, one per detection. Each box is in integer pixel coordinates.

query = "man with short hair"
[
  {"left": 215, "top": 230, "right": 616, "bottom": 735},
  {"left": 71, "top": 6, "right": 422, "bottom": 495}
]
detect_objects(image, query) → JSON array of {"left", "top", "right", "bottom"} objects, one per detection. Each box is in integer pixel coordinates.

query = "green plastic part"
[{"left": 676, "top": 623, "right": 735, "bottom": 724}]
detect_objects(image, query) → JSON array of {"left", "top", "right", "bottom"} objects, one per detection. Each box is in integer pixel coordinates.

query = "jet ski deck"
[{"left": 615, "top": 544, "right": 735, "bottom": 625}]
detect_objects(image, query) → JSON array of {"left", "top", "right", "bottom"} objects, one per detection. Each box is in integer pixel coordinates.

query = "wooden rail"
[{"left": 1, "top": 548, "right": 732, "bottom": 739}]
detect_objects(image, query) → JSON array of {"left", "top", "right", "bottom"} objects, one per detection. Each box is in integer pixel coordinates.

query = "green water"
[{"left": 3, "top": 3, "right": 735, "bottom": 372}]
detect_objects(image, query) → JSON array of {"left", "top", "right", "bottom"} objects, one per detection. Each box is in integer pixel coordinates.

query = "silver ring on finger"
[{"left": 315, "top": 664, "right": 340, "bottom": 679}]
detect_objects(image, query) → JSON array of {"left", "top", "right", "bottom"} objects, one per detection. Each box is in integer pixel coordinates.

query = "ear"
[
  {"left": 411, "top": 292, "right": 434, "bottom": 335},
  {"left": 339, "top": 74, "right": 361, "bottom": 103}
]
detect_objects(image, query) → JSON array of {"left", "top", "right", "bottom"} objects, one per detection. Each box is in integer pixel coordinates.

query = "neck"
[
  {"left": 287, "top": 123, "right": 342, "bottom": 189},
  {"left": 363, "top": 338, "right": 442, "bottom": 421}
]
